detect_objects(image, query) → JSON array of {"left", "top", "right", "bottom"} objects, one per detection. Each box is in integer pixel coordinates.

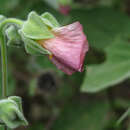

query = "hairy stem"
[
  {"left": 0, "top": 31, "right": 7, "bottom": 97},
  {"left": 0, "top": 18, "right": 23, "bottom": 97},
  {"left": 0, "top": 18, "right": 23, "bottom": 130}
]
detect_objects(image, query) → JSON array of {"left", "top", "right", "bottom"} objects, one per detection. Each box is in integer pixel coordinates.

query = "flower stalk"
[
  {"left": 0, "top": 31, "right": 7, "bottom": 98},
  {"left": 0, "top": 32, "right": 8, "bottom": 130},
  {"left": 0, "top": 18, "right": 23, "bottom": 130},
  {"left": 0, "top": 18, "right": 23, "bottom": 96}
]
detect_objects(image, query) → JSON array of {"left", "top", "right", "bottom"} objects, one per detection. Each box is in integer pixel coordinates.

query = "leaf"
[
  {"left": 70, "top": 8, "right": 130, "bottom": 50},
  {"left": 41, "top": 12, "right": 60, "bottom": 28},
  {"left": 21, "top": 11, "right": 54, "bottom": 40},
  {"left": 52, "top": 101, "right": 109, "bottom": 130},
  {"left": 81, "top": 37, "right": 130, "bottom": 92}
]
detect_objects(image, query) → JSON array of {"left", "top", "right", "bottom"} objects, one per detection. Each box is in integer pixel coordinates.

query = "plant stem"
[
  {"left": 0, "top": 18, "right": 23, "bottom": 97},
  {"left": 0, "top": 31, "right": 7, "bottom": 97},
  {"left": 0, "top": 18, "right": 23, "bottom": 28},
  {"left": 0, "top": 18, "right": 23, "bottom": 130}
]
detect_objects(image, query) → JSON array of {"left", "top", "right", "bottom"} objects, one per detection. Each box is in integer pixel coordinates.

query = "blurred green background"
[{"left": 0, "top": 0, "right": 130, "bottom": 130}]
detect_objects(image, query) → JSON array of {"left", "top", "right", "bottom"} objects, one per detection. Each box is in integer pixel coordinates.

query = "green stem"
[
  {"left": 0, "top": 31, "right": 7, "bottom": 98},
  {"left": 0, "top": 18, "right": 23, "bottom": 130},
  {"left": 0, "top": 18, "right": 23, "bottom": 28}
]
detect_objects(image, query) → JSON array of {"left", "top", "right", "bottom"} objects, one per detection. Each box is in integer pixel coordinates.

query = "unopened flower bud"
[
  {"left": 0, "top": 96, "right": 28, "bottom": 129},
  {"left": 20, "top": 11, "right": 89, "bottom": 75}
]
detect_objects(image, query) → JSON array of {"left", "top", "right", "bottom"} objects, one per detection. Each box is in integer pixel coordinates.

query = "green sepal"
[
  {"left": 8, "top": 96, "right": 23, "bottom": 112},
  {"left": 0, "top": 96, "right": 28, "bottom": 129},
  {"left": 0, "top": 15, "right": 6, "bottom": 23},
  {"left": 21, "top": 11, "right": 54, "bottom": 40},
  {"left": 6, "top": 26, "right": 23, "bottom": 47},
  {"left": 41, "top": 12, "right": 60, "bottom": 28},
  {"left": 19, "top": 31, "right": 51, "bottom": 55}
]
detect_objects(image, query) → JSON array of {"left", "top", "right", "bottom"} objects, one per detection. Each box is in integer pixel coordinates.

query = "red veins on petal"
[{"left": 39, "top": 22, "right": 89, "bottom": 75}]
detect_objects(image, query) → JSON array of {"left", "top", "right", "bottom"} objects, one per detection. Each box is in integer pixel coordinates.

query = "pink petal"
[
  {"left": 39, "top": 22, "right": 89, "bottom": 74},
  {"left": 51, "top": 56, "right": 75, "bottom": 75}
]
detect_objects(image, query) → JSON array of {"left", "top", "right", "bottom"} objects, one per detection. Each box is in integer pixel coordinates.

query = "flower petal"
[
  {"left": 51, "top": 56, "right": 75, "bottom": 75},
  {"left": 39, "top": 22, "right": 89, "bottom": 74}
]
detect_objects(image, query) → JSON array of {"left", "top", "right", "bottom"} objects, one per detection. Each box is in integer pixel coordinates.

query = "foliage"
[
  {"left": 82, "top": 37, "right": 130, "bottom": 92},
  {"left": 0, "top": 0, "right": 130, "bottom": 130},
  {"left": 52, "top": 101, "right": 110, "bottom": 130}
]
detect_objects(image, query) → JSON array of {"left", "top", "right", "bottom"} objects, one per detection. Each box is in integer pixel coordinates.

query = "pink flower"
[
  {"left": 59, "top": 5, "right": 71, "bottom": 15},
  {"left": 38, "top": 22, "right": 89, "bottom": 75}
]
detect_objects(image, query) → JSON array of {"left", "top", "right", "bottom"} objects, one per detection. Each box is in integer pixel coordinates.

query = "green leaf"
[
  {"left": 6, "top": 25, "right": 23, "bottom": 47},
  {"left": 52, "top": 101, "right": 109, "bottom": 130},
  {"left": 21, "top": 11, "right": 54, "bottom": 40},
  {"left": 81, "top": 37, "right": 130, "bottom": 92},
  {"left": 19, "top": 31, "right": 51, "bottom": 55},
  {"left": 70, "top": 8, "right": 130, "bottom": 50},
  {"left": 41, "top": 12, "right": 60, "bottom": 28}
]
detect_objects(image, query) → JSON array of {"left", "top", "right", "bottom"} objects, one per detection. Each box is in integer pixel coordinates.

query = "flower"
[
  {"left": 38, "top": 22, "right": 89, "bottom": 75},
  {"left": 0, "top": 96, "right": 28, "bottom": 129},
  {"left": 20, "top": 12, "right": 89, "bottom": 75}
]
